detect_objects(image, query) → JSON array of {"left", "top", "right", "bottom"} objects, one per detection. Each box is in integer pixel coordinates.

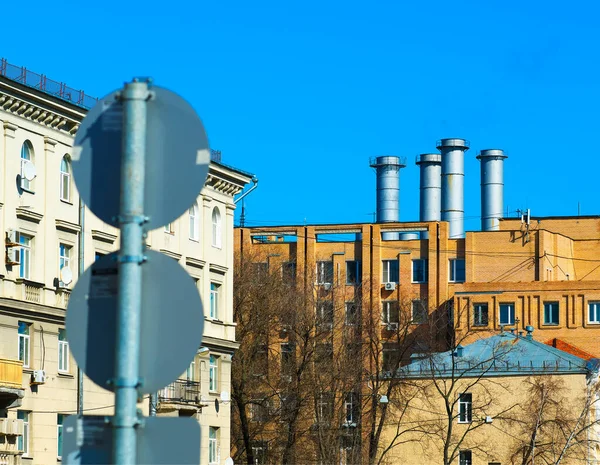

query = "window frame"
[
  {"left": 449, "top": 258, "right": 466, "bottom": 283},
  {"left": 344, "top": 392, "right": 358, "bottom": 425},
  {"left": 473, "top": 303, "right": 489, "bottom": 327},
  {"left": 209, "top": 355, "right": 219, "bottom": 392},
  {"left": 411, "top": 259, "right": 428, "bottom": 283},
  {"left": 19, "top": 233, "right": 32, "bottom": 280},
  {"left": 210, "top": 283, "right": 220, "bottom": 320},
  {"left": 280, "top": 343, "right": 294, "bottom": 381},
  {"left": 189, "top": 201, "right": 199, "bottom": 241},
  {"left": 208, "top": 426, "right": 219, "bottom": 465},
  {"left": 17, "top": 410, "right": 30, "bottom": 456},
  {"left": 411, "top": 300, "right": 427, "bottom": 324},
  {"left": 382, "top": 300, "right": 400, "bottom": 325},
  {"left": 282, "top": 262, "right": 296, "bottom": 284},
  {"left": 459, "top": 450, "right": 472, "bottom": 465},
  {"left": 57, "top": 413, "right": 64, "bottom": 459},
  {"left": 589, "top": 301, "right": 600, "bottom": 324},
  {"left": 499, "top": 303, "right": 515, "bottom": 325},
  {"left": 316, "top": 300, "right": 334, "bottom": 330},
  {"left": 458, "top": 393, "right": 472, "bottom": 423},
  {"left": 20, "top": 141, "right": 34, "bottom": 192},
  {"left": 58, "top": 328, "right": 69, "bottom": 373},
  {"left": 211, "top": 207, "right": 222, "bottom": 248},
  {"left": 543, "top": 301, "right": 559, "bottom": 325},
  {"left": 316, "top": 261, "right": 333, "bottom": 285},
  {"left": 59, "top": 243, "right": 72, "bottom": 277},
  {"left": 382, "top": 259, "right": 399, "bottom": 284},
  {"left": 59, "top": 155, "right": 71, "bottom": 202},
  {"left": 344, "top": 302, "right": 359, "bottom": 326},
  {"left": 18, "top": 321, "right": 31, "bottom": 369},
  {"left": 345, "top": 260, "right": 361, "bottom": 285}
]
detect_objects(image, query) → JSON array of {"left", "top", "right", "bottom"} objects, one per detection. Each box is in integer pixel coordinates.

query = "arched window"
[
  {"left": 212, "top": 207, "right": 222, "bottom": 248},
  {"left": 20, "top": 141, "right": 34, "bottom": 191},
  {"left": 189, "top": 201, "right": 199, "bottom": 240},
  {"left": 60, "top": 155, "right": 71, "bottom": 202}
]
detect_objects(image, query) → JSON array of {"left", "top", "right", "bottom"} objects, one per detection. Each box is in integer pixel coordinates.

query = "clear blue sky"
[{"left": 4, "top": 1, "right": 599, "bottom": 231}]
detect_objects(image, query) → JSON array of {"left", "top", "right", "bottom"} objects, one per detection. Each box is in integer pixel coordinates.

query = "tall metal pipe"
[
  {"left": 438, "top": 138, "right": 470, "bottom": 239},
  {"left": 416, "top": 152, "right": 442, "bottom": 224},
  {"left": 370, "top": 156, "right": 406, "bottom": 240},
  {"left": 477, "top": 149, "right": 507, "bottom": 231}
]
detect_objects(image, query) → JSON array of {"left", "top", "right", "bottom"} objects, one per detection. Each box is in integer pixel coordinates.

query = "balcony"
[
  {"left": 0, "top": 359, "right": 24, "bottom": 409},
  {"left": 158, "top": 379, "right": 207, "bottom": 413}
]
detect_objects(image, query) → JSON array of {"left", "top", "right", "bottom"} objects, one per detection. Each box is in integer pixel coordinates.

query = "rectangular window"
[
  {"left": 449, "top": 259, "right": 465, "bottom": 283},
  {"left": 250, "top": 441, "right": 267, "bottom": 465},
  {"left": 315, "top": 343, "right": 333, "bottom": 366},
  {"left": 59, "top": 243, "right": 71, "bottom": 276},
  {"left": 589, "top": 302, "right": 600, "bottom": 324},
  {"left": 252, "top": 262, "right": 268, "bottom": 278},
  {"left": 57, "top": 414, "right": 64, "bottom": 458},
  {"left": 382, "top": 301, "right": 400, "bottom": 325},
  {"left": 346, "top": 260, "right": 361, "bottom": 285},
  {"left": 250, "top": 400, "right": 269, "bottom": 423},
  {"left": 382, "top": 260, "right": 399, "bottom": 283},
  {"left": 94, "top": 252, "right": 104, "bottom": 262},
  {"left": 210, "top": 283, "right": 220, "bottom": 319},
  {"left": 253, "top": 344, "right": 268, "bottom": 377},
  {"left": 316, "top": 301, "right": 334, "bottom": 330},
  {"left": 412, "top": 300, "right": 427, "bottom": 324},
  {"left": 473, "top": 303, "right": 489, "bottom": 326},
  {"left": 281, "top": 343, "right": 294, "bottom": 381},
  {"left": 186, "top": 358, "right": 195, "bottom": 381},
  {"left": 58, "top": 328, "right": 69, "bottom": 373},
  {"left": 164, "top": 223, "right": 173, "bottom": 234},
  {"left": 499, "top": 303, "right": 515, "bottom": 325},
  {"left": 459, "top": 450, "right": 472, "bottom": 465},
  {"left": 412, "top": 259, "right": 427, "bottom": 283},
  {"left": 282, "top": 262, "right": 296, "bottom": 283},
  {"left": 208, "top": 427, "right": 219, "bottom": 465},
  {"left": 344, "top": 392, "right": 359, "bottom": 424},
  {"left": 316, "top": 392, "right": 333, "bottom": 424},
  {"left": 382, "top": 343, "right": 400, "bottom": 372},
  {"left": 19, "top": 233, "right": 32, "bottom": 280},
  {"left": 17, "top": 411, "right": 30, "bottom": 456},
  {"left": 209, "top": 355, "right": 218, "bottom": 392},
  {"left": 18, "top": 321, "right": 31, "bottom": 368},
  {"left": 544, "top": 302, "right": 559, "bottom": 325},
  {"left": 316, "top": 261, "right": 333, "bottom": 285},
  {"left": 458, "top": 393, "right": 472, "bottom": 423},
  {"left": 345, "top": 302, "right": 359, "bottom": 326}
]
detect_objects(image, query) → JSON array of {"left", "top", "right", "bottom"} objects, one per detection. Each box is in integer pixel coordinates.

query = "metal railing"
[
  {"left": 0, "top": 58, "right": 98, "bottom": 109},
  {"left": 158, "top": 379, "right": 201, "bottom": 404}
]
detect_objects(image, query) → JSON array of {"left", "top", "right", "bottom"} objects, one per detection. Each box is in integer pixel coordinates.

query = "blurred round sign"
[
  {"left": 66, "top": 250, "right": 205, "bottom": 394},
  {"left": 72, "top": 86, "right": 210, "bottom": 229}
]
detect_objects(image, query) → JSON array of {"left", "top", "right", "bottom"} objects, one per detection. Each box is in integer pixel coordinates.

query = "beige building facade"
[{"left": 0, "top": 61, "right": 252, "bottom": 464}]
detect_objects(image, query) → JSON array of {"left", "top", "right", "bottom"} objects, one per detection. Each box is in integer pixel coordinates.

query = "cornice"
[
  {"left": 209, "top": 263, "right": 228, "bottom": 275},
  {"left": 185, "top": 257, "right": 206, "bottom": 269},
  {"left": 16, "top": 207, "right": 43, "bottom": 224},
  {"left": 91, "top": 229, "right": 117, "bottom": 244},
  {"left": 159, "top": 249, "right": 182, "bottom": 261},
  {"left": 55, "top": 219, "right": 81, "bottom": 234}
]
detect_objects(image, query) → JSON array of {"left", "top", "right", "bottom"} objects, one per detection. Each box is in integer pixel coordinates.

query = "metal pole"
[
  {"left": 149, "top": 392, "right": 157, "bottom": 417},
  {"left": 112, "top": 80, "right": 149, "bottom": 465},
  {"left": 77, "top": 197, "right": 85, "bottom": 416}
]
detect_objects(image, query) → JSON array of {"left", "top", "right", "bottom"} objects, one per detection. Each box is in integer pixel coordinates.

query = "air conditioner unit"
[
  {"left": 384, "top": 282, "right": 396, "bottom": 291},
  {"left": 386, "top": 323, "right": 399, "bottom": 331},
  {"left": 31, "top": 369, "right": 46, "bottom": 385},
  {"left": 8, "top": 419, "right": 23, "bottom": 436},
  {"left": 6, "top": 247, "right": 20, "bottom": 266},
  {"left": 485, "top": 416, "right": 493, "bottom": 424},
  {"left": 5, "top": 230, "right": 19, "bottom": 247}
]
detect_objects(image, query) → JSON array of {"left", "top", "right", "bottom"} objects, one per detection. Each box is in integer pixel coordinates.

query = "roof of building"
[{"left": 399, "top": 330, "right": 596, "bottom": 379}]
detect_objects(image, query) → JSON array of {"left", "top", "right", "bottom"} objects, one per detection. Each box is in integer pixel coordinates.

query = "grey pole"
[
  {"left": 149, "top": 392, "right": 157, "bottom": 417},
  {"left": 77, "top": 197, "right": 85, "bottom": 416},
  {"left": 112, "top": 80, "right": 149, "bottom": 465}
]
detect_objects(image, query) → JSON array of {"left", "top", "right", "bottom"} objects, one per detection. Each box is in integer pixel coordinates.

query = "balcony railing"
[
  {"left": 0, "top": 359, "right": 23, "bottom": 390},
  {"left": 159, "top": 379, "right": 201, "bottom": 404}
]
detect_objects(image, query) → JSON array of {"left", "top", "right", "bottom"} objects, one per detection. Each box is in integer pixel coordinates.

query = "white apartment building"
[{"left": 0, "top": 59, "right": 252, "bottom": 465}]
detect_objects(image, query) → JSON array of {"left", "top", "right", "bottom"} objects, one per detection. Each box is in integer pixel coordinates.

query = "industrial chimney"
[
  {"left": 370, "top": 156, "right": 406, "bottom": 240},
  {"left": 438, "top": 138, "right": 470, "bottom": 239},
  {"left": 477, "top": 149, "right": 507, "bottom": 231},
  {"left": 416, "top": 153, "right": 442, "bottom": 239}
]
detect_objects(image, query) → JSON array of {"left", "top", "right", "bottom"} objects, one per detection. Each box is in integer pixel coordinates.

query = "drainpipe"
[
  {"left": 77, "top": 197, "right": 84, "bottom": 416},
  {"left": 234, "top": 177, "right": 258, "bottom": 205}
]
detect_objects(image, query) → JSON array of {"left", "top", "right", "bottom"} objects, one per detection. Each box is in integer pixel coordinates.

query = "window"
[
  {"left": 499, "top": 303, "right": 515, "bottom": 325},
  {"left": 316, "top": 261, "right": 333, "bottom": 285},
  {"left": 250, "top": 441, "right": 267, "bottom": 465},
  {"left": 18, "top": 321, "right": 31, "bottom": 368},
  {"left": 412, "top": 259, "right": 428, "bottom": 283},
  {"left": 20, "top": 141, "right": 33, "bottom": 191},
  {"left": 382, "top": 259, "right": 399, "bottom": 283},
  {"left": 252, "top": 262, "right": 268, "bottom": 278},
  {"left": 282, "top": 262, "right": 296, "bottom": 283},
  {"left": 253, "top": 344, "right": 268, "bottom": 377},
  {"left": 57, "top": 414, "right": 64, "bottom": 458},
  {"left": 281, "top": 343, "right": 294, "bottom": 381},
  {"left": 212, "top": 207, "right": 222, "bottom": 248},
  {"left": 315, "top": 343, "right": 333, "bottom": 366},
  {"left": 589, "top": 302, "right": 600, "bottom": 324},
  {"left": 95, "top": 252, "right": 105, "bottom": 262},
  {"left": 316, "top": 300, "right": 334, "bottom": 330},
  {"left": 449, "top": 259, "right": 465, "bottom": 282},
  {"left": 382, "top": 301, "right": 400, "bottom": 325},
  {"left": 544, "top": 302, "right": 559, "bottom": 325},
  {"left": 208, "top": 427, "right": 219, "bottom": 465},
  {"left": 164, "top": 223, "right": 173, "bottom": 234},
  {"left": 346, "top": 260, "right": 361, "bottom": 285},
  {"left": 59, "top": 243, "right": 71, "bottom": 274},
  {"left": 473, "top": 303, "right": 489, "bottom": 326},
  {"left": 210, "top": 283, "right": 220, "bottom": 319},
  {"left": 345, "top": 302, "right": 359, "bottom": 326},
  {"left": 459, "top": 450, "right": 472, "bottom": 465},
  {"left": 412, "top": 300, "right": 427, "bottom": 324},
  {"left": 316, "top": 392, "right": 333, "bottom": 424},
  {"left": 186, "top": 358, "right": 195, "bottom": 381},
  {"left": 60, "top": 156, "right": 71, "bottom": 202},
  {"left": 19, "top": 233, "right": 32, "bottom": 280},
  {"left": 382, "top": 343, "right": 400, "bottom": 372},
  {"left": 17, "top": 411, "right": 30, "bottom": 456},
  {"left": 344, "top": 392, "right": 359, "bottom": 424},
  {"left": 58, "top": 329, "right": 69, "bottom": 373},
  {"left": 250, "top": 400, "right": 269, "bottom": 423},
  {"left": 458, "top": 393, "right": 472, "bottom": 423},
  {"left": 209, "top": 355, "right": 218, "bottom": 392},
  {"left": 189, "top": 201, "right": 199, "bottom": 240}
]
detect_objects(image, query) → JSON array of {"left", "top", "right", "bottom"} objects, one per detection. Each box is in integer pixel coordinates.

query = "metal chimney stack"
[
  {"left": 477, "top": 149, "right": 507, "bottom": 231},
  {"left": 438, "top": 138, "right": 470, "bottom": 239},
  {"left": 370, "top": 156, "right": 406, "bottom": 240},
  {"left": 416, "top": 153, "right": 442, "bottom": 239}
]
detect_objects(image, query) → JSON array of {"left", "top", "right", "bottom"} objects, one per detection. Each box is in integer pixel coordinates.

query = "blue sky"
[{"left": 4, "top": 1, "right": 599, "bottom": 231}]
